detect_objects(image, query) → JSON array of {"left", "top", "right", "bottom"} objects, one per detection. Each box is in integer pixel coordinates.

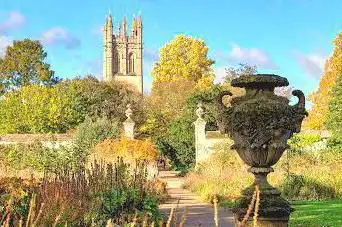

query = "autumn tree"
[
  {"left": 304, "top": 33, "right": 342, "bottom": 129},
  {"left": 0, "top": 39, "right": 58, "bottom": 90},
  {"left": 151, "top": 34, "right": 215, "bottom": 89},
  {"left": 326, "top": 73, "right": 342, "bottom": 133}
]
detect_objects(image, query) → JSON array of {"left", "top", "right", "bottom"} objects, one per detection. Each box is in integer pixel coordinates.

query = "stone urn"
[{"left": 216, "top": 74, "right": 307, "bottom": 226}]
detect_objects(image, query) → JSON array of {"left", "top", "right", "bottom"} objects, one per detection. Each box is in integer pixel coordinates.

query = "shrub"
[
  {"left": 155, "top": 113, "right": 195, "bottom": 170},
  {"left": 327, "top": 134, "right": 342, "bottom": 150},
  {"left": 281, "top": 174, "right": 336, "bottom": 200},
  {"left": 73, "top": 117, "right": 119, "bottom": 152},
  {"left": 0, "top": 142, "right": 81, "bottom": 175},
  {"left": 94, "top": 138, "right": 159, "bottom": 163},
  {"left": 288, "top": 133, "right": 321, "bottom": 154}
]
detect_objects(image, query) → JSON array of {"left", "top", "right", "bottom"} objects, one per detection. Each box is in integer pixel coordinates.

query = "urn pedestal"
[{"left": 217, "top": 74, "right": 307, "bottom": 226}]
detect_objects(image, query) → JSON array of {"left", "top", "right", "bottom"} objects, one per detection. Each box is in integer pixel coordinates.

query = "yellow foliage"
[
  {"left": 93, "top": 138, "right": 160, "bottom": 163},
  {"left": 151, "top": 34, "right": 214, "bottom": 86},
  {"left": 304, "top": 32, "right": 342, "bottom": 129},
  {"left": 195, "top": 75, "right": 215, "bottom": 90}
]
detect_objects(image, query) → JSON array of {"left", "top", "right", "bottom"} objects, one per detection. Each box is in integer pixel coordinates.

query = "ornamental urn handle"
[
  {"left": 291, "top": 89, "right": 308, "bottom": 133},
  {"left": 292, "top": 90, "right": 306, "bottom": 110},
  {"left": 216, "top": 90, "right": 233, "bottom": 134}
]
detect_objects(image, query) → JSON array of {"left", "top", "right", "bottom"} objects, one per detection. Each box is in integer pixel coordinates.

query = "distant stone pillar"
[
  {"left": 123, "top": 104, "right": 135, "bottom": 139},
  {"left": 194, "top": 103, "right": 206, "bottom": 167}
]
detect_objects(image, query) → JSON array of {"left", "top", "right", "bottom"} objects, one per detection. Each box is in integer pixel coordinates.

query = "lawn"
[
  {"left": 220, "top": 200, "right": 342, "bottom": 226},
  {"left": 289, "top": 200, "right": 342, "bottom": 227}
]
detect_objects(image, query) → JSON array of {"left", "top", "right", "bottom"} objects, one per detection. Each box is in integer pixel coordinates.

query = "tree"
[
  {"left": 224, "top": 63, "right": 257, "bottom": 83},
  {"left": 304, "top": 33, "right": 342, "bottom": 129},
  {"left": 0, "top": 39, "right": 58, "bottom": 90},
  {"left": 0, "top": 76, "right": 144, "bottom": 134},
  {"left": 326, "top": 73, "right": 342, "bottom": 133},
  {"left": 141, "top": 78, "right": 196, "bottom": 139},
  {"left": 151, "top": 34, "right": 215, "bottom": 87}
]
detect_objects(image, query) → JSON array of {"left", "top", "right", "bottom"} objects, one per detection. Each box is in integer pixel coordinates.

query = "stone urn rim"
[{"left": 231, "top": 74, "right": 289, "bottom": 89}]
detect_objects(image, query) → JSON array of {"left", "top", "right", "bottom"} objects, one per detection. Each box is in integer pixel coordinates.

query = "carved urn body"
[{"left": 217, "top": 74, "right": 307, "bottom": 226}]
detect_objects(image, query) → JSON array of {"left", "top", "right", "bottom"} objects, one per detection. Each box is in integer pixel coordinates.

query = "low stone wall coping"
[{"left": 0, "top": 134, "right": 73, "bottom": 143}]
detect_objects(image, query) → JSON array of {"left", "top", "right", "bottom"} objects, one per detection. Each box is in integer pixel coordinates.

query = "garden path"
[{"left": 158, "top": 171, "right": 235, "bottom": 227}]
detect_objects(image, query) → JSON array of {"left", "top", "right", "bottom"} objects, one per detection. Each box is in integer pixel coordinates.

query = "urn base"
[
  {"left": 232, "top": 167, "right": 293, "bottom": 225},
  {"left": 234, "top": 217, "right": 289, "bottom": 227}
]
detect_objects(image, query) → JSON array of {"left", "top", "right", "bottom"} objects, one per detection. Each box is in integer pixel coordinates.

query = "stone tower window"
[
  {"left": 128, "top": 53, "right": 135, "bottom": 74},
  {"left": 117, "top": 54, "right": 120, "bottom": 73}
]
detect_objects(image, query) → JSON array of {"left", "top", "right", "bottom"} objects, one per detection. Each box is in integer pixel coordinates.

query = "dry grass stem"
[
  {"left": 179, "top": 207, "right": 188, "bottom": 227},
  {"left": 173, "top": 199, "right": 180, "bottom": 225},
  {"left": 213, "top": 195, "right": 219, "bottom": 227},
  {"left": 239, "top": 186, "right": 258, "bottom": 227},
  {"left": 253, "top": 185, "right": 260, "bottom": 227},
  {"left": 166, "top": 207, "right": 174, "bottom": 227}
]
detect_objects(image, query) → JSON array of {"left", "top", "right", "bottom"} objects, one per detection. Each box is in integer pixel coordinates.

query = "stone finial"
[
  {"left": 123, "top": 104, "right": 135, "bottom": 139},
  {"left": 125, "top": 104, "right": 133, "bottom": 121},
  {"left": 196, "top": 102, "right": 204, "bottom": 119}
]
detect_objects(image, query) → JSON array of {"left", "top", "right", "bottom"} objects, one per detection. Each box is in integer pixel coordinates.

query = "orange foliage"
[
  {"left": 304, "top": 33, "right": 342, "bottom": 129},
  {"left": 93, "top": 138, "right": 160, "bottom": 163}
]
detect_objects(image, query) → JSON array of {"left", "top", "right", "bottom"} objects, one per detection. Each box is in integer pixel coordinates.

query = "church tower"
[{"left": 103, "top": 14, "right": 143, "bottom": 94}]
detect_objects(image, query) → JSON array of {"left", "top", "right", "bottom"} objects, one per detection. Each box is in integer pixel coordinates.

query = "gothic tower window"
[
  {"left": 128, "top": 53, "right": 135, "bottom": 74},
  {"left": 117, "top": 54, "right": 120, "bottom": 73}
]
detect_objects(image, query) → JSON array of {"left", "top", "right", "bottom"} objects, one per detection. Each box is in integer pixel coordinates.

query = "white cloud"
[
  {"left": 228, "top": 43, "right": 277, "bottom": 69},
  {"left": 41, "top": 27, "right": 80, "bottom": 49},
  {"left": 295, "top": 52, "right": 326, "bottom": 78},
  {"left": 214, "top": 66, "right": 227, "bottom": 83},
  {"left": 0, "top": 11, "right": 25, "bottom": 34},
  {"left": 0, "top": 36, "right": 12, "bottom": 57}
]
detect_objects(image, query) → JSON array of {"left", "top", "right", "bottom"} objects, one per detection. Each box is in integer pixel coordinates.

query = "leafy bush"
[
  {"left": 93, "top": 138, "right": 159, "bottom": 163},
  {"left": 0, "top": 142, "right": 80, "bottom": 174},
  {"left": 73, "top": 117, "right": 119, "bottom": 152},
  {"left": 156, "top": 113, "right": 195, "bottom": 170},
  {"left": 281, "top": 174, "right": 336, "bottom": 200},
  {"left": 288, "top": 133, "right": 321, "bottom": 154}
]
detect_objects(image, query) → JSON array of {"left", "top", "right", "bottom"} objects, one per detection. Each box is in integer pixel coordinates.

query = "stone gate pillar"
[
  {"left": 194, "top": 103, "right": 206, "bottom": 167},
  {"left": 123, "top": 104, "right": 135, "bottom": 139}
]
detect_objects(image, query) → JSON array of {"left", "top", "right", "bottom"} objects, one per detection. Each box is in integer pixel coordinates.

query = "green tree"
[
  {"left": 0, "top": 76, "right": 144, "bottom": 134},
  {"left": 0, "top": 39, "right": 58, "bottom": 90},
  {"left": 72, "top": 76, "right": 145, "bottom": 125}
]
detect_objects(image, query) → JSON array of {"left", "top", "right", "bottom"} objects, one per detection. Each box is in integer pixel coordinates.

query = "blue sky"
[{"left": 0, "top": 0, "right": 341, "bottom": 95}]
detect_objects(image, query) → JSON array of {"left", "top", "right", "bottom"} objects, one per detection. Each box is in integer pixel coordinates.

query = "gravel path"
[{"left": 158, "top": 171, "right": 235, "bottom": 227}]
